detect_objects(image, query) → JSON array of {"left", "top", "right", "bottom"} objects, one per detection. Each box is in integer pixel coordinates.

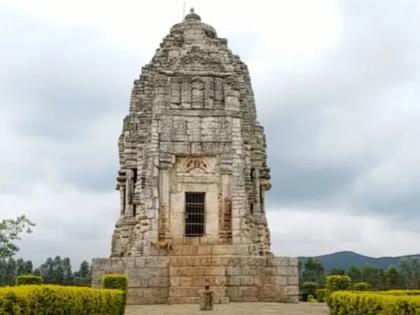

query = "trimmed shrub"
[
  {"left": 325, "top": 275, "right": 351, "bottom": 297},
  {"left": 0, "top": 285, "right": 125, "bottom": 315},
  {"left": 102, "top": 274, "right": 128, "bottom": 312},
  {"left": 307, "top": 294, "right": 317, "bottom": 303},
  {"left": 328, "top": 291, "right": 420, "bottom": 315},
  {"left": 300, "top": 281, "right": 319, "bottom": 301},
  {"left": 384, "top": 290, "right": 420, "bottom": 296},
  {"left": 302, "top": 281, "right": 319, "bottom": 295},
  {"left": 16, "top": 275, "right": 43, "bottom": 286},
  {"left": 353, "top": 281, "right": 370, "bottom": 291},
  {"left": 316, "top": 288, "right": 326, "bottom": 302},
  {"left": 102, "top": 274, "right": 128, "bottom": 292}
]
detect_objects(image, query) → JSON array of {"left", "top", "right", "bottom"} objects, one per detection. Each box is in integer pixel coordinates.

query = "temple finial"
[{"left": 184, "top": 6, "right": 201, "bottom": 21}]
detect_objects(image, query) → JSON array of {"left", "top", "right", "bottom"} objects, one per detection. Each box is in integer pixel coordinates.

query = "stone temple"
[{"left": 92, "top": 9, "right": 298, "bottom": 304}]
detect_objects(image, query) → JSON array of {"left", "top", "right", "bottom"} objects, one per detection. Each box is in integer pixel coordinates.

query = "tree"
[
  {"left": 411, "top": 258, "right": 420, "bottom": 289},
  {"left": 37, "top": 256, "right": 89, "bottom": 286},
  {"left": 329, "top": 268, "right": 346, "bottom": 276},
  {"left": 2, "top": 258, "right": 17, "bottom": 286},
  {"left": 62, "top": 257, "right": 73, "bottom": 285},
  {"left": 74, "top": 261, "right": 91, "bottom": 286},
  {"left": 399, "top": 258, "right": 411, "bottom": 288},
  {"left": 74, "top": 260, "right": 92, "bottom": 286},
  {"left": 16, "top": 258, "right": 33, "bottom": 276},
  {"left": 39, "top": 257, "right": 54, "bottom": 283},
  {"left": 0, "top": 215, "right": 35, "bottom": 259},
  {"left": 361, "top": 264, "right": 381, "bottom": 289},
  {"left": 24, "top": 260, "right": 33, "bottom": 275},
  {"left": 399, "top": 258, "right": 420, "bottom": 289},
  {"left": 301, "top": 258, "right": 325, "bottom": 286},
  {"left": 298, "top": 260, "right": 303, "bottom": 280},
  {"left": 385, "top": 265, "right": 400, "bottom": 289},
  {"left": 38, "top": 256, "right": 68, "bottom": 284},
  {"left": 0, "top": 258, "right": 34, "bottom": 286},
  {"left": 52, "top": 256, "right": 65, "bottom": 284},
  {"left": 399, "top": 258, "right": 418, "bottom": 289},
  {"left": 347, "top": 265, "right": 362, "bottom": 283},
  {"left": 0, "top": 258, "right": 15, "bottom": 285}
]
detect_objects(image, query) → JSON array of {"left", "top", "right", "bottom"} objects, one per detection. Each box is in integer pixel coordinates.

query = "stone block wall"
[
  {"left": 92, "top": 252, "right": 298, "bottom": 304},
  {"left": 92, "top": 257, "right": 170, "bottom": 304}
]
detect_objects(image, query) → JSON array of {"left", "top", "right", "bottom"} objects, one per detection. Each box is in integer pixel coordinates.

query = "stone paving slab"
[{"left": 125, "top": 302, "right": 329, "bottom": 315}]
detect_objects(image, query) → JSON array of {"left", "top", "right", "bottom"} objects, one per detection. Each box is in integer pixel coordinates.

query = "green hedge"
[
  {"left": 0, "top": 285, "right": 125, "bottom": 315},
  {"left": 16, "top": 275, "right": 43, "bottom": 286},
  {"left": 102, "top": 274, "right": 128, "bottom": 313},
  {"left": 353, "top": 281, "right": 370, "bottom": 291},
  {"left": 328, "top": 291, "right": 420, "bottom": 315},
  {"left": 102, "top": 274, "right": 128, "bottom": 292},
  {"left": 302, "top": 281, "right": 318, "bottom": 296},
  {"left": 307, "top": 294, "right": 317, "bottom": 303},
  {"left": 384, "top": 290, "right": 420, "bottom": 296},
  {"left": 316, "top": 288, "right": 326, "bottom": 302},
  {"left": 326, "top": 275, "right": 351, "bottom": 297}
]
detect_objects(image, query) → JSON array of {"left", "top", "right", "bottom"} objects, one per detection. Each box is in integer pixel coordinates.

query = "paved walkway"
[{"left": 126, "top": 302, "right": 329, "bottom": 315}]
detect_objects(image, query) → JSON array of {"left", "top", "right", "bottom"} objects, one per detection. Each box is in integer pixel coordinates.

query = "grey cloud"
[
  {"left": 0, "top": 10, "right": 139, "bottom": 141},
  {"left": 266, "top": 157, "right": 371, "bottom": 204},
  {"left": 257, "top": 0, "right": 420, "bottom": 229},
  {"left": 0, "top": 9, "right": 143, "bottom": 192}
]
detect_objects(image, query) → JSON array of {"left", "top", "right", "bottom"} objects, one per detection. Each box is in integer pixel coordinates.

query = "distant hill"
[{"left": 299, "top": 251, "right": 420, "bottom": 272}]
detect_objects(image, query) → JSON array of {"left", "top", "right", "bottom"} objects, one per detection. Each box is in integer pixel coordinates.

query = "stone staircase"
[{"left": 168, "top": 256, "right": 229, "bottom": 304}]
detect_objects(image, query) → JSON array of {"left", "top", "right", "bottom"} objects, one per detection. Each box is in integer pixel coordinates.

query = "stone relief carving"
[
  {"left": 185, "top": 158, "right": 208, "bottom": 173},
  {"left": 150, "top": 239, "right": 173, "bottom": 250},
  {"left": 175, "top": 156, "right": 216, "bottom": 175}
]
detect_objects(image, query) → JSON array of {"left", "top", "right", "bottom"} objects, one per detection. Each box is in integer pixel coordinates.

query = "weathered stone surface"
[{"left": 91, "top": 8, "right": 298, "bottom": 304}]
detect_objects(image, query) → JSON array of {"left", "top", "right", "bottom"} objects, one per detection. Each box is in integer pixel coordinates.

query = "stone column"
[{"left": 158, "top": 163, "right": 171, "bottom": 239}]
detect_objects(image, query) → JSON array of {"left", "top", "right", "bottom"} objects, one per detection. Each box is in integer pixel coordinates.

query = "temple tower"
[{"left": 92, "top": 9, "right": 298, "bottom": 304}]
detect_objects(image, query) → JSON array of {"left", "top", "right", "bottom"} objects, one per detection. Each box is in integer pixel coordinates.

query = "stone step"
[
  {"left": 167, "top": 244, "right": 250, "bottom": 256},
  {"left": 168, "top": 296, "right": 229, "bottom": 304}
]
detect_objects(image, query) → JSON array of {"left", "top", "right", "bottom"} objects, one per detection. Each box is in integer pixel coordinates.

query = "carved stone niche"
[
  {"left": 170, "top": 77, "right": 182, "bottom": 107},
  {"left": 191, "top": 77, "right": 205, "bottom": 109}
]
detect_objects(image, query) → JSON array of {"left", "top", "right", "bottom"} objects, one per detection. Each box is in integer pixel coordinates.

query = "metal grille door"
[{"left": 185, "top": 192, "right": 205, "bottom": 236}]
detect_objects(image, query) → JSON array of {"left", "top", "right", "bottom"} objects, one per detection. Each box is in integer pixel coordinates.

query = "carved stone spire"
[{"left": 92, "top": 10, "right": 298, "bottom": 305}]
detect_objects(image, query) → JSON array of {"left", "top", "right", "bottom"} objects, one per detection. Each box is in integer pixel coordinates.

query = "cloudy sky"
[{"left": 1, "top": 0, "right": 419, "bottom": 267}]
